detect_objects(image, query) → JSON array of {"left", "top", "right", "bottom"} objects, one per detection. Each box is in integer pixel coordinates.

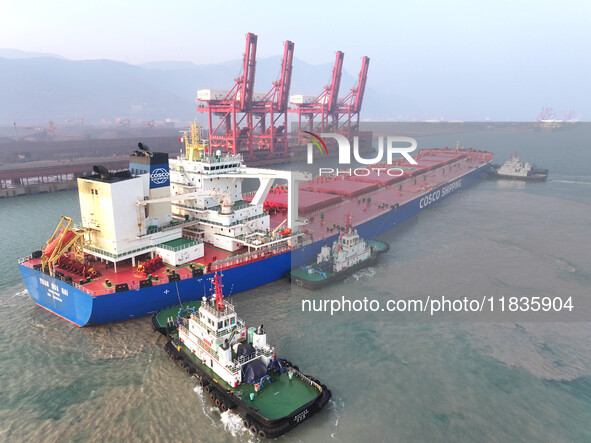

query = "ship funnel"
[
  {"left": 93, "top": 165, "right": 111, "bottom": 180},
  {"left": 220, "top": 338, "right": 232, "bottom": 364},
  {"left": 138, "top": 142, "right": 152, "bottom": 154},
  {"left": 253, "top": 324, "right": 267, "bottom": 349}
]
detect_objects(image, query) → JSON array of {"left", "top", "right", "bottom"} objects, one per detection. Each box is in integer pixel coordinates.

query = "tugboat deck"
[{"left": 174, "top": 335, "right": 320, "bottom": 420}]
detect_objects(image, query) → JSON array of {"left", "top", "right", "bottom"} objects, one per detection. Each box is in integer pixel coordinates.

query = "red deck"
[
  {"left": 302, "top": 179, "right": 378, "bottom": 197},
  {"left": 270, "top": 150, "right": 492, "bottom": 237},
  {"left": 27, "top": 244, "right": 238, "bottom": 296}
]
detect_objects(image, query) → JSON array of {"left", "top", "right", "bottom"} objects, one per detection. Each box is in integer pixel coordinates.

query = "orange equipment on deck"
[{"left": 41, "top": 216, "right": 90, "bottom": 277}]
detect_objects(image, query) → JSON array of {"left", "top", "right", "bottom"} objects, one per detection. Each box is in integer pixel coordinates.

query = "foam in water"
[
  {"left": 219, "top": 410, "right": 250, "bottom": 439},
  {"left": 328, "top": 397, "right": 346, "bottom": 440},
  {"left": 347, "top": 267, "right": 376, "bottom": 282},
  {"left": 192, "top": 385, "right": 218, "bottom": 426},
  {"left": 9, "top": 288, "right": 28, "bottom": 299},
  {"left": 552, "top": 179, "right": 591, "bottom": 185},
  {"left": 192, "top": 384, "right": 252, "bottom": 440}
]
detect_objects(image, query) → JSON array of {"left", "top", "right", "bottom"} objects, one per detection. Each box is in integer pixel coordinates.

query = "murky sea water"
[{"left": 1, "top": 125, "right": 590, "bottom": 442}]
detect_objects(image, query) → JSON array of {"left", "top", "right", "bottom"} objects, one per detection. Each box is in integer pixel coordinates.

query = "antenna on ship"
[
  {"left": 212, "top": 272, "right": 225, "bottom": 311},
  {"left": 345, "top": 213, "right": 352, "bottom": 234}
]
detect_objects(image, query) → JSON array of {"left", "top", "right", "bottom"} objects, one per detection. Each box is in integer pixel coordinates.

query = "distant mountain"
[
  {"left": 0, "top": 53, "right": 370, "bottom": 126},
  {"left": 2, "top": 49, "right": 584, "bottom": 123},
  {"left": 139, "top": 61, "right": 202, "bottom": 71},
  {"left": 0, "top": 49, "right": 65, "bottom": 59}
]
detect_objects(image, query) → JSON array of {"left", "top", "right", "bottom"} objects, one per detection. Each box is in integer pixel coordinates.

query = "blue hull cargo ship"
[{"left": 19, "top": 126, "right": 493, "bottom": 326}]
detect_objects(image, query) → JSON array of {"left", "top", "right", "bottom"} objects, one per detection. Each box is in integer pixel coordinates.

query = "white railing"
[
  {"left": 235, "top": 347, "right": 274, "bottom": 366},
  {"left": 210, "top": 244, "right": 290, "bottom": 271}
]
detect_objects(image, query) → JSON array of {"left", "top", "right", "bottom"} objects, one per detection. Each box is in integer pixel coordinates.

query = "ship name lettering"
[
  {"left": 40, "top": 278, "right": 49, "bottom": 287},
  {"left": 61, "top": 288, "right": 69, "bottom": 296},
  {"left": 419, "top": 190, "right": 441, "bottom": 208},
  {"left": 294, "top": 409, "right": 309, "bottom": 423},
  {"left": 440, "top": 179, "right": 462, "bottom": 197},
  {"left": 419, "top": 179, "right": 462, "bottom": 209},
  {"left": 51, "top": 283, "right": 59, "bottom": 291}
]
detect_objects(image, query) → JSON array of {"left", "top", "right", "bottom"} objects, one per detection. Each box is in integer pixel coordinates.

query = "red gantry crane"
[
  {"left": 289, "top": 51, "right": 344, "bottom": 138},
  {"left": 250, "top": 40, "right": 295, "bottom": 155},
  {"left": 335, "top": 56, "right": 370, "bottom": 139},
  {"left": 197, "top": 33, "right": 295, "bottom": 157},
  {"left": 196, "top": 33, "right": 371, "bottom": 164},
  {"left": 197, "top": 32, "right": 258, "bottom": 155}
]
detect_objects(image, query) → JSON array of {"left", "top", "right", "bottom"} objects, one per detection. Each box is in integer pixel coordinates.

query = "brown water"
[{"left": 1, "top": 125, "right": 590, "bottom": 442}]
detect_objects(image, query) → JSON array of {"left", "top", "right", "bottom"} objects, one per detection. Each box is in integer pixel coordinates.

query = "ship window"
[
  {"left": 218, "top": 321, "right": 223, "bottom": 329},
  {"left": 231, "top": 317, "right": 235, "bottom": 325}
]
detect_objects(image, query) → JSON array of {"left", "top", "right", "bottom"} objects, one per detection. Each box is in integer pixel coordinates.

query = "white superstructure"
[
  {"left": 496, "top": 154, "right": 533, "bottom": 178},
  {"left": 169, "top": 124, "right": 311, "bottom": 252},
  {"left": 75, "top": 123, "right": 310, "bottom": 273},
  {"left": 316, "top": 215, "right": 371, "bottom": 273},
  {"left": 177, "top": 273, "right": 275, "bottom": 387}
]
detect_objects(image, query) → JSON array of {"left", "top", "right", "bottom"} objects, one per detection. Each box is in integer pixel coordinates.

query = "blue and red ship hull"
[{"left": 19, "top": 161, "right": 489, "bottom": 326}]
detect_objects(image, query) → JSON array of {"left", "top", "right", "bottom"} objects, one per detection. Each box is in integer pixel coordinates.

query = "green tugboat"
[
  {"left": 289, "top": 214, "right": 389, "bottom": 289},
  {"left": 152, "top": 273, "right": 332, "bottom": 438}
]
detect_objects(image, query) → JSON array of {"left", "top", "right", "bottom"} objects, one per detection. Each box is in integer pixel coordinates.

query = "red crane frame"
[
  {"left": 335, "top": 56, "right": 370, "bottom": 139},
  {"left": 197, "top": 34, "right": 295, "bottom": 156},
  {"left": 289, "top": 51, "right": 344, "bottom": 138}
]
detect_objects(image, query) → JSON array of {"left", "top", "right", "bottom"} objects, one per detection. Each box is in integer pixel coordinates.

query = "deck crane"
[
  {"left": 40, "top": 216, "right": 92, "bottom": 277},
  {"left": 269, "top": 219, "right": 287, "bottom": 240}
]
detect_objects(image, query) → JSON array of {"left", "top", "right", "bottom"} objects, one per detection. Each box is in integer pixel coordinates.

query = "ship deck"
[
  {"left": 154, "top": 301, "right": 202, "bottom": 327},
  {"left": 23, "top": 243, "right": 240, "bottom": 296},
  {"left": 268, "top": 149, "right": 492, "bottom": 237},
  {"left": 175, "top": 335, "right": 320, "bottom": 420},
  {"left": 21, "top": 148, "right": 492, "bottom": 297}
]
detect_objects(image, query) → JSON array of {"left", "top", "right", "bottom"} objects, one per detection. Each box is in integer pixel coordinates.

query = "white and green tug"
[
  {"left": 152, "top": 273, "right": 331, "bottom": 438},
  {"left": 289, "top": 214, "right": 389, "bottom": 289}
]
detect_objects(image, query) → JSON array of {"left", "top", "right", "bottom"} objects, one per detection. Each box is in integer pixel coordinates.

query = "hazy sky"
[
  {"left": 2, "top": 0, "right": 589, "bottom": 120},
  {"left": 2, "top": 0, "right": 588, "bottom": 65}
]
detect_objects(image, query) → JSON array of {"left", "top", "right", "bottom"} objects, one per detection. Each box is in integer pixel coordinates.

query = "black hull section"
[
  {"left": 160, "top": 337, "right": 331, "bottom": 439},
  {"left": 490, "top": 173, "right": 548, "bottom": 182},
  {"left": 488, "top": 166, "right": 548, "bottom": 182}
]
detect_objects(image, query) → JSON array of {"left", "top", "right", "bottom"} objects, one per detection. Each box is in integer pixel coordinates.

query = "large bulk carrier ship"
[{"left": 18, "top": 124, "right": 493, "bottom": 326}]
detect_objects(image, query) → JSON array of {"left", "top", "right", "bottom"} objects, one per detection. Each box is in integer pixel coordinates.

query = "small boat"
[
  {"left": 489, "top": 153, "right": 548, "bottom": 181},
  {"left": 288, "top": 214, "right": 389, "bottom": 289},
  {"left": 151, "top": 273, "right": 332, "bottom": 438}
]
